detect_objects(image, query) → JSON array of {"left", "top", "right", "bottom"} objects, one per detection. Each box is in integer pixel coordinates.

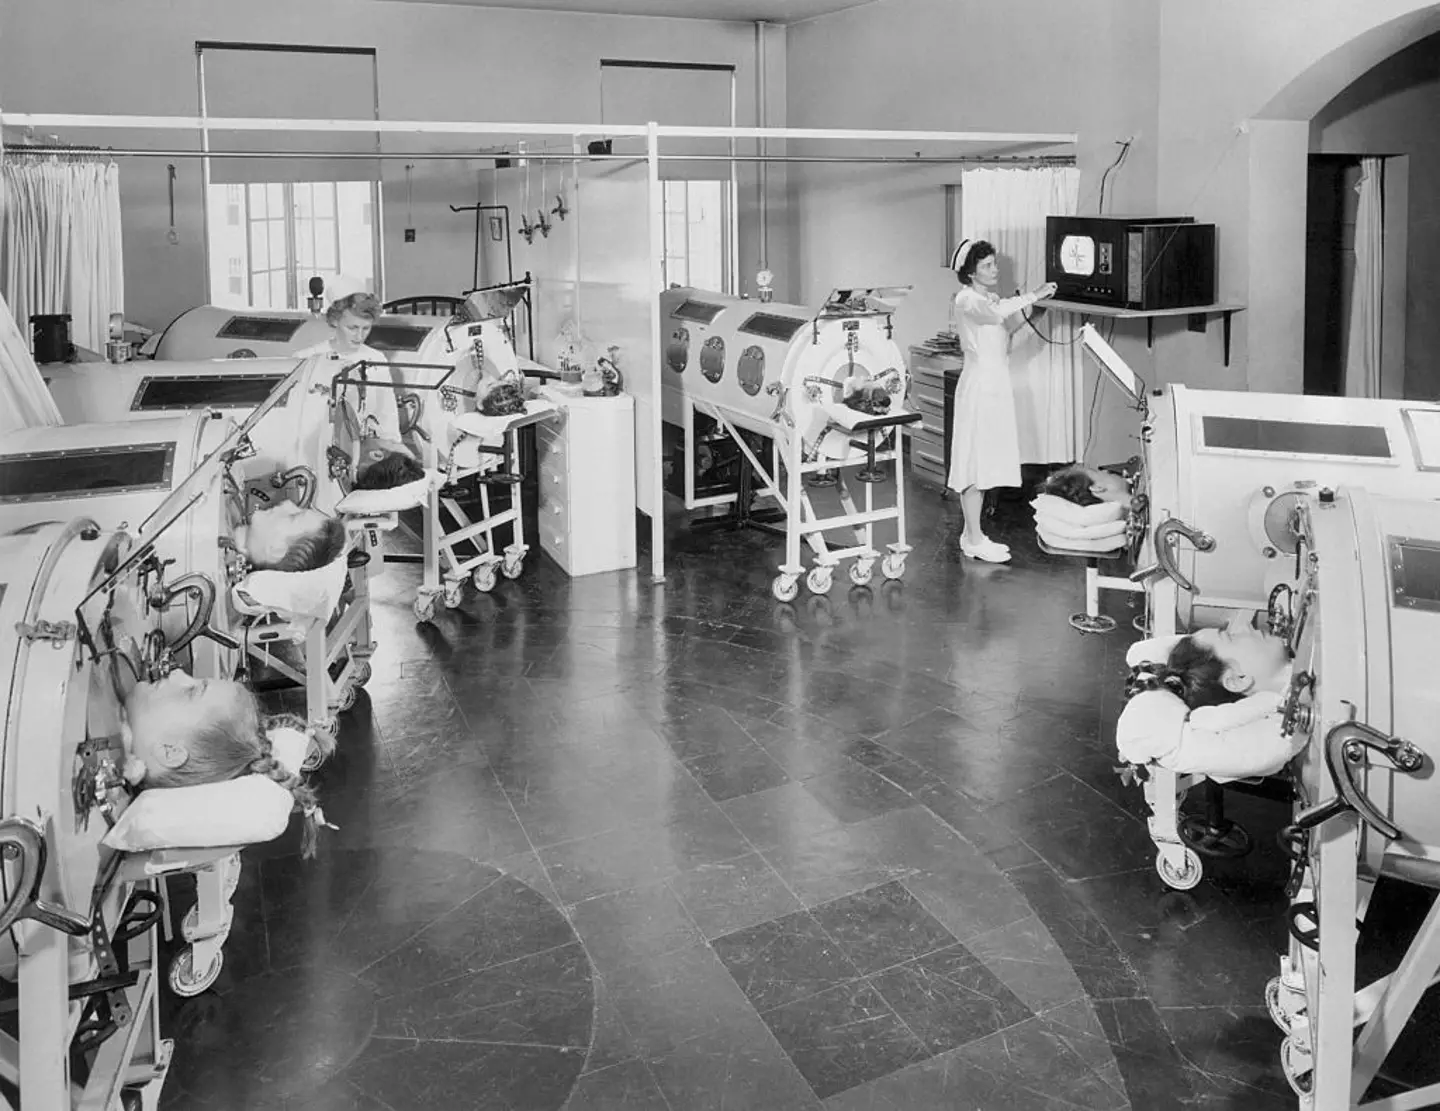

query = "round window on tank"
[
  {"left": 700, "top": 335, "right": 726, "bottom": 384},
  {"left": 665, "top": 326, "right": 690, "bottom": 374},
  {"left": 737, "top": 346, "right": 766, "bottom": 397}
]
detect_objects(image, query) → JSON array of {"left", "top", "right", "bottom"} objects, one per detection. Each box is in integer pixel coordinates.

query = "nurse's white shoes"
[{"left": 960, "top": 536, "right": 1011, "bottom": 563}]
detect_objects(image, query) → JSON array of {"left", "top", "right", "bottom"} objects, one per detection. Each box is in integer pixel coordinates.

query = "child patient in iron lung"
[
  {"left": 353, "top": 435, "right": 426, "bottom": 491},
  {"left": 1036, "top": 463, "right": 1131, "bottom": 506},
  {"left": 237, "top": 501, "right": 348, "bottom": 572}
]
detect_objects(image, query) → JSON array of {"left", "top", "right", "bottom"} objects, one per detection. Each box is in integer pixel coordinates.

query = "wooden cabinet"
[
  {"left": 907, "top": 348, "right": 962, "bottom": 487},
  {"left": 535, "top": 388, "right": 637, "bottom": 577}
]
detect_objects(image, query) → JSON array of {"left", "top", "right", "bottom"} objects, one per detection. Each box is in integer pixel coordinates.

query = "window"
[
  {"left": 661, "top": 180, "right": 729, "bottom": 293},
  {"left": 206, "top": 181, "right": 377, "bottom": 310}
]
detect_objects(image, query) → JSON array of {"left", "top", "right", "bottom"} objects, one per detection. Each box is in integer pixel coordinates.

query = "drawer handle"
[
  {"left": 552, "top": 505, "right": 561, "bottom": 515},
  {"left": 918, "top": 451, "right": 944, "bottom": 466},
  {"left": 913, "top": 395, "right": 943, "bottom": 413},
  {"left": 552, "top": 475, "right": 560, "bottom": 483}
]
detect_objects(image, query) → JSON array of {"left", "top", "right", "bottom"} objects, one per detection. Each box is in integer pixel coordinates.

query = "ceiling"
[{"left": 386, "top": 0, "right": 878, "bottom": 24}]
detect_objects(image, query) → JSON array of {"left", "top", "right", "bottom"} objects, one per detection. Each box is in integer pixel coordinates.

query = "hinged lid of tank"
[{"left": 817, "top": 286, "right": 912, "bottom": 319}]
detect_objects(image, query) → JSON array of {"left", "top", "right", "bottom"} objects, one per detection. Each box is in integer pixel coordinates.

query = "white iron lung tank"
[
  {"left": 151, "top": 305, "right": 455, "bottom": 364},
  {"left": 0, "top": 412, "right": 241, "bottom": 681},
  {"left": 44, "top": 356, "right": 305, "bottom": 426},
  {"left": 659, "top": 286, "right": 913, "bottom": 456},
  {"left": 0, "top": 518, "right": 174, "bottom": 1107},
  {"left": 1138, "top": 384, "right": 1440, "bottom": 629}
]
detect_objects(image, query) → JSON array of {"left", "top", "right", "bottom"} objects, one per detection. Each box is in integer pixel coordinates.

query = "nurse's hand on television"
[{"left": 1034, "top": 282, "right": 1058, "bottom": 301}]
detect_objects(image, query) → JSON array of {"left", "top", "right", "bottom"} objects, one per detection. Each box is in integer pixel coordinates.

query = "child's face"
[
  {"left": 240, "top": 501, "right": 330, "bottom": 568},
  {"left": 124, "top": 671, "right": 250, "bottom": 778},
  {"left": 1087, "top": 468, "right": 1130, "bottom": 503},
  {"left": 1191, "top": 612, "right": 1291, "bottom": 695}
]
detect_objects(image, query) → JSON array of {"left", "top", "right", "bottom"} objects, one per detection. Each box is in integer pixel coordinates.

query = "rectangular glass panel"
[
  {"left": 1200, "top": 416, "right": 1392, "bottom": 459},
  {"left": 216, "top": 316, "right": 306, "bottom": 342},
  {"left": 0, "top": 445, "right": 176, "bottom": 503},
  {"left": 133, "top": 375, "right": 288, "bottom": 411},
  {"left": 1392, "top": 538, "right": 1440, "bottom": 612},
  {"left": 365, "top": 323, "right": 430, "bottom": 352},
  {"left": 672, "top": 299, "right": 725, "bottom": 323},
  {"left": 738, "top": 313, "right": 808, "bottom": 342}
]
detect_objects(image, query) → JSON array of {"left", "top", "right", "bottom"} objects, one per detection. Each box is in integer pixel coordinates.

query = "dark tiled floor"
[{"left": 158, "top": 475, "right": 1437, "bottom": 1109}]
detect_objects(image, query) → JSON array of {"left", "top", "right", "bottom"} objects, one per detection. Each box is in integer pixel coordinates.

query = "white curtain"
[
  {"left": 1344, "top": 157, "right": 1383, "bottom": 400},
  {"left": 960, "top": 166, "right": 1081, "bottom": 463},
  {"left": 1, "top": 156, "right": 125, "bottom": 356},
  {"left": 0, "top": 290, "right": 62, "bottom": 433}
]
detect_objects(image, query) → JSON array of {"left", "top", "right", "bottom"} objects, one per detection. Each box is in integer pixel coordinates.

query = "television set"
[{"left": 1045, "top": 216, "right": 1216, "bottom": 311}]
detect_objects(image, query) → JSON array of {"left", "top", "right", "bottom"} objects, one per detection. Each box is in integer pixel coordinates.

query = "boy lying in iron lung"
[
  {"left": 1118, "top": 612, "right": 1306, "bottom": 782},
  {"left": 235, "top": 500, "right": 348, "bottom": 573}
]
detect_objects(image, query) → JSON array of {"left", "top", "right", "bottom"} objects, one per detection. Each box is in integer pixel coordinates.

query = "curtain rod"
[{"left": 1, "top": 144, "right": 1076, "bottom": 167}]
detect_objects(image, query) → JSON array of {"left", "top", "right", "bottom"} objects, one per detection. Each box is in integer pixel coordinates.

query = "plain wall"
[
  {"left": 0, "top": 0, "right": 784, "bottom": 332},
  {"left": 785, "top": 0, "right": 1162, "bottom": 466},
  {"left": 1311, "top": 32, "right": 1440, "bottom": 400}
]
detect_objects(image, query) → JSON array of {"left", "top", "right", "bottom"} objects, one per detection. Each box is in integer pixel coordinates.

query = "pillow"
[
  {"left": 101, "top": 727, "right": 309, "bottom": 852},
  {"left": 1116, "top": 687, "right": 1301, "bottom": 782},
  {"left": 1036, "top": 525, "right": 1126, "bottom": 554},
  {"left": 1034, "top": 511, "right": 1128, "bottom": 542},
  {"left": 232, "top": 551, "right": 349, "bottom": 623},
  {"left": 336, "top": 471, "right": 437, "bottom": 515},
  {"left": 1031, "top": 493, "right": 1127, "bottom": 528},
  {"left": 1125, "top": 634, "right": 1186, "bottom": 668}
]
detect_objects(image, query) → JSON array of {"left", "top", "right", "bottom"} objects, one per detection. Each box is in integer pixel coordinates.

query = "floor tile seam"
[
  {"left": 630, "top": 1013, "right": 822, "bottom": 1109},
  {"left": 365, "top": 935, "right": 587, "bottom": 1000},
  {"left": 971, "top": 768, "right": 1147, "bottom": 826},
  {"left": 989, "top": 862, "right": 1149, "bottom": 990},
  {"left": 329, "top": 1076, "right": 403, "bottom": 1111},
  {"left": 339, "top": 870, "right": 511, "bottom": 976},
  {"left": 963, "top": 770, "right": 1070, "bottom": 814}
]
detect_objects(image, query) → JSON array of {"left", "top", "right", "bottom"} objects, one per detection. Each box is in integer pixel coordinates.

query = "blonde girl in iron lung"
[{"left": 945, "top": 238, "right": 1057, "bottom": 564}]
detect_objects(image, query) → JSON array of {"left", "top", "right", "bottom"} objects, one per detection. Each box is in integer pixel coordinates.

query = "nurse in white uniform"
[{"left": 945, "top": 238, "right": 1056, "bottom": 564}]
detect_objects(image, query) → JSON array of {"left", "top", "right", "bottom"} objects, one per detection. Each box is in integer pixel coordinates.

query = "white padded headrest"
[
  {"left": 1125, "top": 634, "right": 1186, "bottom": 669},
  {"left": 336, "top": 471, "right": 437, "bottom": 515},
  {"left": 1116, "top": 689, "right": 1189, "bottom": 766},
  {"left": 233, "top": 551, "right": 350, "bottom": 623}
]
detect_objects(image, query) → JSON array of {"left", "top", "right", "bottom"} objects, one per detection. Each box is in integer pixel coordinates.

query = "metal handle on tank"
[
  {"left": 1148, "top": 517, "right": 1216, "bottom": 595},
  {"left": 0, "top": 817, "right": 91, "bottom": 937},
  {"left": 160, "top": 572, "right": 237, "bottom": 653},
  {"left": 271, "top": 466, "right": 318, "bottom": 509},
  {"left": 1282, "top": 721, "right": 1427, "bottom": 847}
]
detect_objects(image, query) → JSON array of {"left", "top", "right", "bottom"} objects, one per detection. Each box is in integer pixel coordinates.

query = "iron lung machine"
[
  {"left": 660, "top": 286, "right": 922, "bottom": 599},
  {"left": 1262, "top": 487, "right": 1440, "bottom": 1110},
  {"left": 0, "top": 412, "right": 243, "bottom": 686},
  {"left": 150, "top": 305, "right": 455, "bottom": 364},
  {"left": 0, "top": 518, "right": 205, "bottom": 1109},
  {"left": 1137, "top": 382, "right": 1440, "bottom": 635}
]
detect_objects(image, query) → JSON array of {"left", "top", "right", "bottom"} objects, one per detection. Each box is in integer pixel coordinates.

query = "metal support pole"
[{"left": 647, "top": 121, "right": 666, "bottom": 586}]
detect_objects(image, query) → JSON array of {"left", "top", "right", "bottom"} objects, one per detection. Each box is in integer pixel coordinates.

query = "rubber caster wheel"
[
  {"left": 1068, "top": 613, "right": 1117, "bottom": 634},
  {"left": 1180, "top": 815, "right": 1253, "bottom": 859},
  {"left": 771, "top": 575, "right": 799, "bottom": 603},
  {"left": 849, "top": 560, "right": 875, "bottom": 587},
  {"left": 806, "top": 566, "right": 834, "bottom": 595},
  {"left": 472, "top": 566, "right": 498, "bottom": 593},
  {"left": 880, "top": 553, "right": 906, "bottom": 581},
  {"left": 334, "top": 681, "right": 358, "bottom": 713},
  {"left": 443, "top": 583, "right": 465, "bottom": 609},
  {"left": 1266, "top": 976, "right": 1305, "bottom": 1034},
  {"left": 1156, "top": 847, "right": 1203, "bottom": 890},
  {"left": 352, "top": 660, "right": 373, "bottom": 687},
  {"left": 168, "top": 946, "right": 223, "bottom": 998},
  {"left": 1280, "top": 1036, "right": 1313, "bottom": 1099},
  {"left": 413, "top": 593, "right": 439, "bottom": 622},
  {"left": 501, "top": 558, "right": 524, "bottom": 580}
]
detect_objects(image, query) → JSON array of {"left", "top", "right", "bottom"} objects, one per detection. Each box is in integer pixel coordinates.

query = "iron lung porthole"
[
  {"left": 700, "top": 336, "right": 726, "bottom": 384},
  {"left": 666, "top": 326, "right": 690, "bottom": 374},
  {"left": 737, "top": 346, "right": 765, "bottom": 396}
]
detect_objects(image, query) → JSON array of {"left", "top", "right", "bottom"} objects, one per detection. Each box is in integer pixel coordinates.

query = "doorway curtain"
[
  {"left": 1344, "top": 157, "right": 1383, "bottom": 400},
  {"left": 959, "top": 166, "right": 1080, "bottom": 464},
  {"left": 1, "top": 154, "right": 125, "bottom": 356}
]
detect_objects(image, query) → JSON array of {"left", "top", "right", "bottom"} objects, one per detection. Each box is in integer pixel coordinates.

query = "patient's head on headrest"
[
  {"left": 1038, "top": 465, "right": 1129, "bottom": 507},
  {"left": 122, "top": 674, "right": 330, "bottom": 856},
  {"left": 1127, "top": 615, "right": 1291, "bottom": 709},
  {"left": 240, "top": 501, "right": 346, "bottom": 572},
  {"left": 354, "top": 436, "right": 425, "bottom": 490}
]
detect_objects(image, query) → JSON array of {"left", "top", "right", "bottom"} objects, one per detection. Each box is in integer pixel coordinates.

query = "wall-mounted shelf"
[{"left": 1039, "top": 300, "right": 1247, "bottom": 366}]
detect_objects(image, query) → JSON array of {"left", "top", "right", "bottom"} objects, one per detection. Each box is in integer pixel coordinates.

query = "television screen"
[{"left": 1058, "top": 235, "right": 1096, "bottom": 277}]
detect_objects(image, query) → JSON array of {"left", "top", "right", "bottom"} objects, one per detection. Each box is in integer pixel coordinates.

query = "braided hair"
[
  {"left": 246, "top": 723, "right": 327, "bottom": 859},
  {"left": 1124, "top": 635, "right": 1241, "bottom": 710}
]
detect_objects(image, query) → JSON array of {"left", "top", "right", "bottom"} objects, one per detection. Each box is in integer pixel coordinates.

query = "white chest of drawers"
[{"left": 535, "top": 387, "right": 638, "bottom": 577}]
